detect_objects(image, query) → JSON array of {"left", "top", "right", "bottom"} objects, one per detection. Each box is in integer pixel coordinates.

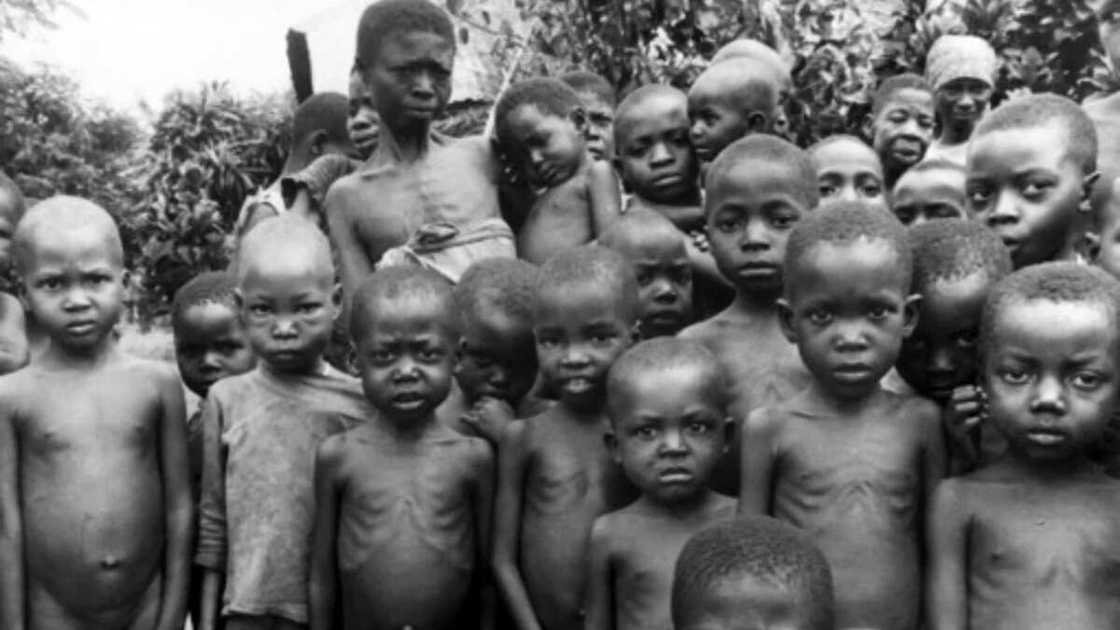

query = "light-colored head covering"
[{"left": 925, "top": 34, "right": 998, "bottom": 91}]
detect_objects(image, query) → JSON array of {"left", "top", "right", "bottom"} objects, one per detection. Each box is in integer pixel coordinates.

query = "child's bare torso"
[
  {"left": 519, "top": 408, "right": 634, "bottom": 630},
  {"left": 519, "top": 172, "right": 593, "bottom": 265},
  {"left": 764, "top": 390, "right": 934, "bottom": 630},
  {"left": 955, "top": 469, "right": 1120, "bottom": 630},
  {"left": 9, "top": 357, "right": 168, "bottom": 629},
  {"left": 329, "top": 423, "right": 488, "bottom": 630}
]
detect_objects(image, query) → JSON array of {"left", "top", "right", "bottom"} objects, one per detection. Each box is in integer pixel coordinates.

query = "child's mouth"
[{"left": 1025, "top": 429, "right": 1067, "bottom": 446}]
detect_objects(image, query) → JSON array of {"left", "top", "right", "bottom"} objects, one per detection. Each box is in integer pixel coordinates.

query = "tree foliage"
[{"left": 0, "top": 0, "right": 79, "bottom": 40}]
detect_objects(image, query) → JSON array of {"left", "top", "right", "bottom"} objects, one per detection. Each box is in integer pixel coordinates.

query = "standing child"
[
  {"left": 493, "top": 245, "right": 639, "bottom": 630},
  {"left": 0, "top": 171, "right": 29, "bottom": 373},
  {"left": 967, "top": 94, "right": 1100, "bottom": 268},
  {"left": 890, "top": 159, "right": 969, "bottom": 226},
  {"left": 561, "top": 70, "right": 617, "bottom": 162},
  {"left": 924, "top": 35, "right": 998, "bottom": 166},
  {"left": 671, "top": 517, "right": 835, "bottom": 630},
  {"left": 0, "top": 196, "right": 192, "bottom": 630},
  {"left": 195, "top": 215, "right": 367, "bottom": 630},
  {"left": 927, "top": 263, "right": 1120, "bottom": 630},
  {"left": 867, "top": 74, "right": 935, "bottom": 189},
  {"left": 309, "top": 267, "right": 494, "bottom": 630},
  {"left": 583, "top": 338, "right": 735, "bottom": 630},
  {"left": 739, "top": 202, "right": 946, "bottom": 630},
  {"left": 678, "top": 135, "right": 818, "bottom": 492},
  {"left": 687, "top": 58, "right": 781, "bottom": 170},
  {"left": 493, "top": 78, "right": 622, "bottom": 264},
  {"left": 808, "top": 134, "right": 887, "bottom": 209}
]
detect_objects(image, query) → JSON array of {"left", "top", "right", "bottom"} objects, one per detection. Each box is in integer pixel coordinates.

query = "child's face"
[
  {"left": 813, "top": 139, "right": 887, "bottom": 210},
  {"left": 935, "top": 78, "right": 992, "bottom": 133},
  {"left": 362, "top": 30, "right": 454, "bottom": 132},
  {"left": 967, "top": 122, "right": 1086, "bottom": 268},
  {"left": 781, "top": 238, "right": 917, "bottom": 399},
  {"left": 607, "top": 364, "right": 727, "bottom": 505},
  {"left": 610, "top": 229, "right": 693, "bottom": 338},
  {"left": 454, "top": 303, "right": 537, "bottom": 406},
  {"left": 534, "top": 283, "right": 634, "bottom": 408},
  {"left": 356, "top": 294, "right": 455, "bottom": 423},
  {"left": 175, "top": 301, "right": 256, "bottom": 398},
  {"left": 348, "top": 71, "right": 379, "bottom": 159},
  {"left": 1096, "top": 203, "right": 1120, "bottom": 279},
  {"left": 615, "top": 94, "right": 698, "bottom": 205},
  {"left": 890, "top": 167, "right": 968, "bottom": 226},
  {"left": 871, "top": 88, "right": 935, "bottom": 172},
  {"left": 706, "top": 160, "right": 812, "bottom": 297},
  {"left": 984, "top": 298, "right": 1119, "bottom": 462},
  {"left": 675, "top": 574, "right": 815, "bottom": 630},
  {"left": 238, "top": 262, "right": 339, "bottom": 374},
  {"left": 896, "top": 271, "right": 991, "bottom": 402},
  {"left": 577, "top": 91, "right": 615, "bottom": 161},
  {"left": 21, "top": 229, "right": 125, "bottom": 351},
  {"left": 688, "top": 82, "right": 750, "bottom": 165},
  {"left": 504, "top": 104, "right": 587, "bottom": 189}
]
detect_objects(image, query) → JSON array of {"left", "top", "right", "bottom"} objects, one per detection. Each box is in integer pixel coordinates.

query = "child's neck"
[
  {"left": 938, "top": 122, "right": 974, "bottom": 146},
  {"left": 640, "top": 488, "right": 720, "bottom": 520},
  {"left": 377, "top": 118, "right": 434, "bottom": 165},
  {"left": 729, "top": 289, "right": 780, "bottom": 318},
  {"left": 378, "top": 411, "right": 440, "bottom": 442},
  {"left": 40, "top": 335, "right": 118, "bottom": 370},
  {"left": 559, "top": 393, "right": 606, "bottom": 421},
  {"left": 261, "top": 356, "right": 329, "bottom": 379},
  {"left": 1001, "top": 449, "right": 1103, "bottom": 483},
  {"left": 806, "top": 378, "right": 884, "bottom": 415}
]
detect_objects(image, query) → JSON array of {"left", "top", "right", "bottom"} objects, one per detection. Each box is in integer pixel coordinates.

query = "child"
[
  {"left": 923, "top": 35, "right": 998, "bottom": 166},
  {"left": 561, "top": 70, "right": 617, "bottom": 161},
  {"left": 0, "top": 171, "right": 29, "bottom": 373},
  {"left": 708, "top": 39, "right": 793, "bottom": 141},
  {"left": 195, "top": 215, "right": 368, "bottom": 630},
  {"left": 1086, "top": 0, "right": 1120, "bottom": 217},
  {"left": 493, "top": 245, "right": 639, "bottom": 630},
  {"left": 867, "top": 74, "right": 935, "bottom": 189},
  {"left": 309, "top": 267, "right": 494, "bottom": 630},
  {"left": 1095, "top": 177, "right": 1120, "bottom": 279},
  {"left": 598, "top": 209, "right": 694, "bottom": 339},
  {"left": 583, "top": 338, "right": 736, "bottom": 630},
  {"left": 739, "top": 202, "right": 945, "bottom": 630},
  {"left": 895, "top": 220, "right": 1012, "bottom": 471},
  {"left": 0, "top": 196, "right": 192, "bottom": 630},
  {"left": 927, "top": 262, "right": 1120, "bottom": 630},
  {"left": 493, "top": 77, "right": 622, "bottom": 264},
  {"left": 967, "top": 93, "right": 1100, "bottom": 269},
  {"left": 890, "top": 159, "right": 969, "bottom": 226},
  {"left": 448, "top": 256, "right": 546, "bottom": 442},
  {"left": 808, "top": 134, "right": 887, "bottom": 210},
  {"left": 687, "top": 58, "right": 781, "bottom": 169},
  {"left": 671, "top": 516, "right": 834, "bottom": 630},
  {"left": 678, "top": 135, "right": 817, "bottom": 491}
]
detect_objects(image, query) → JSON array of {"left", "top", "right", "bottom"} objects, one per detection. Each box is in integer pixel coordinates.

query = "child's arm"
[
  {"left": 0, "top": 388, "right": 23, "bottom": 630},
  {"left": 194, "top": 396, "right": 228, "bottom": 630},
  {"left": 739, "top": 408, "right": 778, "bottom": 515},
  {"left": 492, "top": 420, "right": 541, "bottom": 630},
  {"left": 324, "top": 184, "right": 375, "bottom": 329},
  {"left": 683, "top": 237, "right": 730, "bottom": 289},
  {"left": 926, "top": 480, "right": 968, "bottom": 630},
  {"left": 0, "top": 295, "right": 28, "bottom": 375},
  {"left": 582, "top": 517, "right": 614, "bottom": 630},
  {"left": 153, "top": 366, "right": 192, "bottom": 630},
  {"left": 587, "top": 161, "right": 622, "bottom": 237},
  {"left": 468, "top": 440, "right": 497, "bottom": 630},
  {"left": 309, "top": 437, "right": 345, "bottom": 630}
]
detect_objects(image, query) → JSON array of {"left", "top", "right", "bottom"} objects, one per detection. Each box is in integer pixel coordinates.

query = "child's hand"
[
  {"left": 461, "top": 397, "right": 516, "bottom": 443},
  {"left": 689, "top": 229, "right": 710, "bottom": 253},
  {"left": 943, "top": 384, "right": 986, "bottom": 467}
]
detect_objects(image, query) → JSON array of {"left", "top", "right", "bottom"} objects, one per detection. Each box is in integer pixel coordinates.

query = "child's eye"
[
  {"left": 685, "top": 421, "right": 711, "bottom": 434},
  {"left": 537, "top": 336, "right": 561, "bottom": 349},
  {"left": 248, "top": 304, "right": 271, "bottom": 316},
  {"left": 867, "top": 305, "right": 891, "bottom": 320},
  {"left": 636, "top": 271, "right": 654, "bottom": 286},
  {"left": 298, "top": 303, "right": 321, "bottom": 314},
  {"left": 634, "top": 425, "right": 658, "bottom": 439},
  {"left": 967, "top": 186, "right": 993, "bottom": 207},
  {"left": 819, "top": 184, "right": 838, "bottom": 198},
  {"left": 715, "top": 217, "right": 742, "bottom": 233},
  {"left": 591, "top": 332, "right": 614, "bottom": 344},
  {"left": 1071, "top": 372, "right": 1104, "bottom": 390},
  {"left": 860, "top": 184, "right": 883, "bottom": 198},
  {"left": 953, "top": 330, "right": 978, "bottom": 348},
  {"left": 371, "top": 350, "right": 395, "bottom": 364},
  {"left": 39, "top": 278, "right": 63, "bottom": 290},
  {"left": 807, "top": 309, "right": 832, "bottom": 325},
  {"left": 1020, "top": 180, "right": 1053, "bottom": 199},
  {"left": 419, "top": 348, "right": 444, "bottom": 362},
  {"left": 917, "top": 116, "right": 934, "bottom": 130},
  {"left": 893, "top": 207, "right": 916, "bottom": 225},
  {"left": 771, "top": 214, "right": 797, "bottom": 229},
  {"left": 999, "top": 367, "right": 1030, "bottom": 385}
]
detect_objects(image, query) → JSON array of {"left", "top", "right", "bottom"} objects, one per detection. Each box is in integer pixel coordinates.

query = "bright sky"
[{"left": 3, "top": 0, "right": 339, "bottom": 112}]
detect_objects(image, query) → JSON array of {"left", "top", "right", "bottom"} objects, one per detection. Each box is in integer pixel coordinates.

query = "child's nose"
[
  {"left": 1029, "top": 375, "right": 1067, "bottom": 416},
  {"left": 985, "top": 192, "right": 1021, "bottom": 226},
  {"left": 271, "top": 318, "right": 298, "bottom": 338},
  {"left": 649, "top": 143, "right": 673, "bottom": 166}
]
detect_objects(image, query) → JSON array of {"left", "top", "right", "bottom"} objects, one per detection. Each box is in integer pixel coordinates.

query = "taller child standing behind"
[
  {"left": 0, "top": 197, "right": 192, "bottom": 630},
  {"left": 196, "top": 215, "right": 367, "bottom": 630}
]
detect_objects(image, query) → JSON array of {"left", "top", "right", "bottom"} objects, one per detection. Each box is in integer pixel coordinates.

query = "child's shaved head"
[
  {"left": 598, "top": 207, "right": 682, "bottom": 251},
  {"left": 454, "top": 257, "right": 538, "bottom": 335},
  {"left": 872, "top": 73, "right": 932, "bottom": 117},
  {"left": 613, "top": 84, "right": 686, "bottom": 141},
  {"left": 672, "top": 516, "right": 834, "bottom": 630},
  {"left": 706, "top": 135, "right": 819, "bottom": 211},
  {"left": 13, "top": 195, "right": 123, "bottom": 275},
  {"left": 350, "top": 266, "right": 456, "bottom": 344},
  {"left": 910, "top": 219, "right": 1011, "bottom": 291},
  {"left": 172, "top": 271, "right": 239, "bottom": 331},
  {"left": 235, "top": 214, "right": 334, "bottom": 285},
  {"left": 690, "top": 58, "right": 780, "bottom": 114},
  {"left": 493, "top": 78, "right": 582, "bottom": 149},
  {"left": 607, "top": 337, "right": 728, "bottom": 419},
  {"left": 560, "top": 70, "right": 616, "bottom": 106},
  {"left": 972, "top": 94, "right": 1098, "bottom": 175},
  {"left": 536, "top": 244, "right": 639, "bottom": 323},
  {"left": 292, "top": 91, "right": 350, "bottom": 149},
  {"left": 0, "top": 171, "right": 26, "bottom": 224},
  {"left": 356, "top": 0, "right": 455, "bottom": 68},
  {"left": 784, "top": 201, "right": 911, "bottom": 295},
  {"left": 981, "top": 262, "right": 1120, "bottom": 357}
]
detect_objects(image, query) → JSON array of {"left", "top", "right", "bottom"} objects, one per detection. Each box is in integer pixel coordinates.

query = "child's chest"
[
  {"left": 345, "top": 446, "right": 474, "bottom": 518},
  {"left": 22, "top": 376, "right": 160, "bottom": 456},
  {"left": 527, "top": 429, "right": 629, "bottom": 510}
]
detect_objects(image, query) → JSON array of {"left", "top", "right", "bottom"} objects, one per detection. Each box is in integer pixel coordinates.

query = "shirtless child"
[
  {"left": 808, "top": 134, "right": 887, "bottom": 210},
  {"left": 678, "top": 135, "right": 818, "bottom": 492},
  {"left": 687, "top": 58, "right": 781, "bottom": 171},
  {"left": 493, "top": 246, "right": 639, "bottom": 630},
  {"left": 561, "top": 71, "right": 617, "bottom": 162},
  {"left": 927, "top": 263, "right": 1120, "bottom": 630},
  {"left": 309, "top": 267, "right": 494, "bottom": 630},
  {"left": 0, "top": 196, "right": 192, "bottom": 630},
  {"left": 739, "top": 202, "right": 945, "bottom": 630},
  {"left": 598, "top": 210, "right": 693, "bottom": 339},
  {"left": 890, "top": 159, "right": 969, "bottom": 226},
  {"left": 0, "top": 171, "right": 29, "bottom": 373},
  {"left": 583, "top": 338, "right": 735, "bottom": 630},
  {"left": 671, "top": 516, "right": 835, "bottom": 630},
  {"left": 493, "top": 78, "right": 622, "bottom": 264}
]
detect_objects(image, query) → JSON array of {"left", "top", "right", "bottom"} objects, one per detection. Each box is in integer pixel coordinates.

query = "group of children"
[{"left": 4, "top": 1, "right": 1120, "bottom": 629}]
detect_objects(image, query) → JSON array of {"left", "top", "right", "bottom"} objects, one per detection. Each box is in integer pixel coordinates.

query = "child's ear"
[
  {"left": 902, "top": 293, "right": 922, "bottom": 339},
  {"left": 1084, "top": 230, "right": 1102, "bottom": 262},
  {"left": 720, "top": 416, "right": 734, "bottom": 454},
  {"left": 746, "top": 111, "right": 769, "bottom": 134},
  {"left": 308, "top": 130, "right": 328, "bottom": 157},
  {"left": 860, "top": 113, "right": 875, "bottom": 141},
  {"left": 119, "top": 268, "right": 131, "bottom": 290},
  {"left": 604, "top": 429, "right": 622, "bottom": 464},
  {"left": 776, "top": 297, "right": 798, "bottom": 343},
  {"left": 1082, "top": 170, "right": 1103, "bottom": 211},
  {"left": 570, "top": 107, "right": 588, "bottom": 133},
  {"left": 330, "top": 283, "right": 343, "bottom": 313}
]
